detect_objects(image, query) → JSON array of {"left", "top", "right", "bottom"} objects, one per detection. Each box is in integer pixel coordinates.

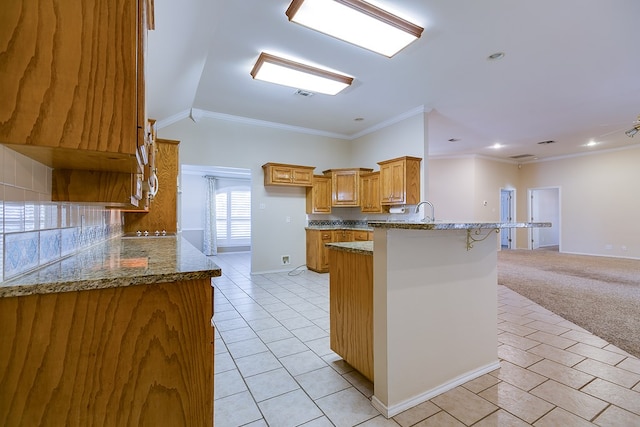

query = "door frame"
[
  {"left": 528, "top": 186, "right": 561, "bottom": 250},
  {"left": 499, "top": 188, "right": 516, "bottom": 249}
]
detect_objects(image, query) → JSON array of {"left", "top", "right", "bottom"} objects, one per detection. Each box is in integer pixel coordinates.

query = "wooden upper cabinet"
[
  {"left": 324, "top": 168, "right": 373, "bottom": 207},
  {"left": 360, "top": 171, "right": 383, "bottom": 213},
  {"left": 0, "top": 0, "right": 153, "bottom": 173},
  {"left": 124, "top": 139, "right": 180, "bottom": 232},
  {"left": 378, "top": 156, "right": 422, "bottom": 205},
  {"left": 263, "top": 163, "right": 315, "bottom": 187},
  {"left": 306, "top": 175, "right": 332, "bottom": 214}
]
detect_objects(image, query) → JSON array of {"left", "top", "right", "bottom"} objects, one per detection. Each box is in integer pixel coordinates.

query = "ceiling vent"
[
  {"left": 537, "top": 140, "right": 556, "bottom": 145},
  {"left": 295, "top": 89, "right": 314, "bottom": 97},
  {"left": 510, "top": 154, "right": 535, "bottom": 159}
]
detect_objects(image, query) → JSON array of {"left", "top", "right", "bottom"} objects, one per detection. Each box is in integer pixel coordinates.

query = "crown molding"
[
  {"left": 154, "top": 106, "right": 431, "bottom": 141},
  {"left": 350, "top": 105, "right": 429, "bottom": 140}
]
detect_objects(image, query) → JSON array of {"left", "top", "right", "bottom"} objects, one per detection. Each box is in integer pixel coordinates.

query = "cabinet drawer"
[{"left": 353, "top": 231, "right": 370, "bottom": 241}]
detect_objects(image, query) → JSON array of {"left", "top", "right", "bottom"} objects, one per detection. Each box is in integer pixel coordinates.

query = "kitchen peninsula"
[
  {"left": 0, "top": 236, "right": 220, "bottom": 426},
  {"left": 327, "top": 221, "right": 550, "bottom": 418}
]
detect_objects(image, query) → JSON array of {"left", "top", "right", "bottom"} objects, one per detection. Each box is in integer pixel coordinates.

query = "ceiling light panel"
[
  {"left": 286, "top": 0, "right": 423, "bottom": 57},
  {"left": 250, "top": 52, "right": 353, "bottom": 95}
]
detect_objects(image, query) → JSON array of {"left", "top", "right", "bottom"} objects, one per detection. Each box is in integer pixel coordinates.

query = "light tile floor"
[{"left": 211, "top": 252, "right": 640, "bottom": 426}]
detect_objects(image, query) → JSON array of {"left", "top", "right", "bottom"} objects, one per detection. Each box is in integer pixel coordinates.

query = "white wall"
[
  {"left": 179, "top": 172, "right": 207, "bottom": 251},
  {"left": 518, "top": 147, "right": 640, "bottom": 259},
  {"left": 352, "top": 112, "right": 428, "bottom": 201},
  {"left": 428, "top": 156, "right": 519, "bottom": 223}
]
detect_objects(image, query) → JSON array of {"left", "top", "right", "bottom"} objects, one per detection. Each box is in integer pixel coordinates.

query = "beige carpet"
[{"left": 497, "top": 249, "right": 640, "bottom": 358}]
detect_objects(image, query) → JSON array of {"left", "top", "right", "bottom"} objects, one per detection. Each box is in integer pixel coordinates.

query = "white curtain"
[{"left": 203, "top": 176, "right": 217, "bottom": 256}]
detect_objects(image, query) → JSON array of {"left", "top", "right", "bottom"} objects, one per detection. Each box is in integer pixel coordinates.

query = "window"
[{"left": 215, "top": 187, "right": 251, "bottom": 247}]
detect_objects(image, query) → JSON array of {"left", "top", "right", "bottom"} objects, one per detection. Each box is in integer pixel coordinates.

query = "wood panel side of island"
[
  {"left": 329, "top": 249, "right": 374, "bottom": 381},
  {"left": 0, "top": 278, "right": 213, "bottom": 427}
]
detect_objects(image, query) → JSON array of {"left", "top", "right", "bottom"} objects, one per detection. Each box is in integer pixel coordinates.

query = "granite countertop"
[
  {"left": 0, "top": 236, "right": 221, "bottom": 298},
  {"left": 306, "top": 226, "right": 373, "bottom": 231},
  {"left": 368, "top": 221, "right": 551, "bottom": 230},
  {"left": 326, "top": 241, "right": 373, "bottom": 255}
]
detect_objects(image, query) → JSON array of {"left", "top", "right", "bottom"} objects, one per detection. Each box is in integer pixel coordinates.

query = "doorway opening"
[
  {"left": 528, "top": 187, "right": 560, "bottom": 251},
  {"left": 500, "top": 188, "right": 515, "bottom": 249},
  {"left": 179, "top": 165, "right": 252, "bottom": 255}
]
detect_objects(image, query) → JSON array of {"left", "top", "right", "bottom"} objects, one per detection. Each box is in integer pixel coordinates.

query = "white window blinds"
[{"left": 215, "top": 187, "right": 251, "bottom": 246}]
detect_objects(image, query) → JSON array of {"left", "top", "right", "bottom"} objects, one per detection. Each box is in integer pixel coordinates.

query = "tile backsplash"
[{"left": 1, "top": 145, "right": 123, "bottom": 282}]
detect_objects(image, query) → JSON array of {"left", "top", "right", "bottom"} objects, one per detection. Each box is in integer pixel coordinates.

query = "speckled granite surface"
[
  {"left": 305, "top": 226, "right": 373, "bottom": 231},
  {"left": 0, "top": 236, "right": 221, "bottom": 298},
  {"left": 367, "top": 221, "right": 551, "bottom": 230},
  {"left": 326, "top": 241, "right": 373, "bottom": 255}
]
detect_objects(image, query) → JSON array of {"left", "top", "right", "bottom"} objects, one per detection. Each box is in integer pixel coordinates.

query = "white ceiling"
[{"left": 147, "top": 0, "right": 640, "bottom": 161}]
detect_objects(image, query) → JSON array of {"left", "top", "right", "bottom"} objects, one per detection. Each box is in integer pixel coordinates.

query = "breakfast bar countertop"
[
  {"left": 367, "top": 221, "right": 551, "bottom": 230},
  {"left": 0, "top": 236, "right": 221, "bottom": 298},
  {"left": 326, "top": 241, "right": 373, "bottom": 255}
]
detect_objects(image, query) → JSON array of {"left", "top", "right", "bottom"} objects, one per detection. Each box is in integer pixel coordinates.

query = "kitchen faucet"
[{"left": 415, "top": 200, "right": 435, "bottom": 222}]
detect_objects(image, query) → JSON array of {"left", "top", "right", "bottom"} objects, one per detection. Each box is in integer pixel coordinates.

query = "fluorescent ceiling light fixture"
[
  {"left": 250, "top": 52, "right": 353, "bottom": 95},
  {"left": 286, "top": 0, "right": 423, "bottom": 57}
]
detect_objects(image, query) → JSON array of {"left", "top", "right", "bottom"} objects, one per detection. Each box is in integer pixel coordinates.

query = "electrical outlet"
[
  {"left": 286, "top": 216, "right": 291, "bottom": 223},
  {"left": 281, "top": 255, "right": 290, "bottom": 265}
]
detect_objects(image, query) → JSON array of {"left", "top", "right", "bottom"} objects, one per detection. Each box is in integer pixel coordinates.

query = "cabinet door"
[
  {"left": 306, "top": 176, "right": 332, "bottom": 214},
  {"left": 332, "top": 170, "right": 359, "bottom": 206},
  {"left": 292, "top": 168, "right": 313, "bottom": 186},
  {"left": 360, "top": 173, "right": 382, "bottom": 213},
  {"left": 271, "top": 166, "right": 294, "bottom": 184},
  {"left": 0, "top": 0, "right": 139, "bottom": 155},
  {"left": 306, "top": 230, "right": 332, "bottom": 273},
  {"left": 380, "top": 160, "right": 406, "bottom": 204},
  {"left": 320, "top": 232, "right": 332, "bottom": 271}
]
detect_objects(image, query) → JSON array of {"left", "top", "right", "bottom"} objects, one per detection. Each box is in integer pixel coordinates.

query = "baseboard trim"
[{"left": 371, "top": 360, "right": 501, "bottom": 418}]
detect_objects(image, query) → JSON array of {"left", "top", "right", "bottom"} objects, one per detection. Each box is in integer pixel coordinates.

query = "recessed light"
[
  {"left": 487, "top": 52, "right": 505, "bottom": 61},
  {"left": 585, "top": 140, "right": 598, "bottom": 147},
  {"left": 491, "top": 143, "right": 503, "bottom": 149},
  {"left": 448, "top": 138, "right": 460, "bottom": 142},
  {"left": 354, "top": 117, "right": 364, "bottom": 121}
]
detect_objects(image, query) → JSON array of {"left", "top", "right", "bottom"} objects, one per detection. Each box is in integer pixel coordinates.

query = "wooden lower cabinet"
[
  {"left": 306, "top": 229, "right": 333, "bottom": 273},
  {"left": 328, "top": 248, "right": 373, "bottom": 381},
  {"left": 0, "top": 279, "right": 214, "bottom": 427},
  {"left": 306, "top": 229, "right": 372, "bottom": 273}
]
